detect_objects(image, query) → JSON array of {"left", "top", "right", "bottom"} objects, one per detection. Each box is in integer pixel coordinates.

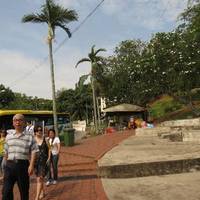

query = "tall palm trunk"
[
  {"left": 48, "top": 38, "right": 58, "bottom": 135},
  {"left": 96, "top": 96, "right": 101, "bottom": 129},
  {"left": 91, "top": 75, "right": 98, "bottom": 132}
]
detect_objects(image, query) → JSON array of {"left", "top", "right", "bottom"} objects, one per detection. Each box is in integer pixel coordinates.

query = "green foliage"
[
  {"left": 0, "top": 84, "right": 15, "bottom": 109},
  {"left": 75, "top": 45, "right": 106, "bottom": 130},
  {"left": 56, "top": 82, "right": 93, "bottom": 121},
  {"left": 22, "top": 0, "right": 78, "bottom": 39},
  {"left": 75, "top": 45, "right": 106, "bottom": 96},
  {"left": 179, "top": 0, "right": 200, "bottom": 41},
  {"left": 0, "top": 83, "right": 52, "bottom": 110},
  {"left": 101, "top": 40, "right": 148, "bottom": 105},
  {"left": 9, "top": 93, "right": 52, "bottom": 110},
  {"left": 96, "top": 2, "right": 200, "bottom": 114},
  {"left": 148, "top": 96, "right": 183, "bottom": 119}
]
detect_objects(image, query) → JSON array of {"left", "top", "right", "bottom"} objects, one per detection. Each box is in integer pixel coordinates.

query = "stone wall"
[
  {"left": 159, "top": 118, "right": 200, "bottom": 128},
  {"left": 135, "top": 127, "right": 171, "bottom": 137}
]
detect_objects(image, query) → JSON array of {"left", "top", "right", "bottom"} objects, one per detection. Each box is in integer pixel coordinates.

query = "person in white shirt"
[
  {"left": 46, "top": 129, "right": 60, "bottom": 186},
  {"left": 26, "top": 121, "right": 34, "bottom": 135}
]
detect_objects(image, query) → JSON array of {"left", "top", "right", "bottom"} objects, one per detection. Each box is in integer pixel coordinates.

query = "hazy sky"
[{"left": 0, "top": 0, "right": 188, "bottom": 99}]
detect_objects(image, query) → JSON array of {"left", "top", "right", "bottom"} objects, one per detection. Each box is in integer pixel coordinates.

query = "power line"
[
  {"left": 8, "top": 0, "right": 181, "bottom": 88},
  {"left": 9, "top": 0, "right": 105, "bottom": 88},
  {"left": 54, "top": 0, "right": 105, "bottom": 53}
]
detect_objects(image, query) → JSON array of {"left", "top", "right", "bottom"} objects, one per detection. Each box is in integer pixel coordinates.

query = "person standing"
[
  {"left": 26, "top": 120, "right": 34, "bottom": 135},
  {"left": 34, "top": 125, "right": 50, "bottom": 200},
  {"left": 46, "top": 129, "right": 60, "bottom": 186},
  {"left": 0, "top": 130, "right": 6, "bottom": 177},
  {"left": 2, "top": 114, "right": 38, "bottom": 200}
]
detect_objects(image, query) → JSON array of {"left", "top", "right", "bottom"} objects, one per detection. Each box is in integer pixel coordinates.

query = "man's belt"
[{"left": 7, "top": 159, "right": 28, "bottom": 164}]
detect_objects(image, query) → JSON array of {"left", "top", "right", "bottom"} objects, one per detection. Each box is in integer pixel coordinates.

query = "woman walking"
[
  {"left": 46, "top": 129, "right": 60, "bottom": 186},
  {"left": 34, "top": 126, "right": 50, "bottom": 200}
]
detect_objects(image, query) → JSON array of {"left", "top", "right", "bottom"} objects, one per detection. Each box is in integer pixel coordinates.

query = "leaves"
[
  {"left": 0, "top": 84, "right": 15, "bottom": 108},
  {"left": 56, "top": 84, "right": 92, "bottom": 121},
  {"left": 22, "top": 0, "right": 78, "bottom": 38}
]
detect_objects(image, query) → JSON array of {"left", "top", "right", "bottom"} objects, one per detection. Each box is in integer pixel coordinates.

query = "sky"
[{"left": 0, "top": 0, "right": 188, "bottom": 99}]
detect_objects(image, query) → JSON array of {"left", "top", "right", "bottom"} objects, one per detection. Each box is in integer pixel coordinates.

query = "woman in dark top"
[{"left": 34, "top": 126, "right": 50, "bottom": 200}]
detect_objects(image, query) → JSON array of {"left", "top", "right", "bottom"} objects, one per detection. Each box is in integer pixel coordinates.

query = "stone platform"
[{"left": 98, "top": 135, "right": 200, "bottom": 178}]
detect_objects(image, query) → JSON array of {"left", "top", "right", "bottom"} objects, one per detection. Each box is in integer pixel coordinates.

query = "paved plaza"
[
  {"left": 1, "top": 129, "right": 200, "bottom": 200},
  {"left": 102, "top": 171, "right": 200, "bottom": 200},
  {"left": 0, "top": 130, "right": 133, "bottom": 200}
]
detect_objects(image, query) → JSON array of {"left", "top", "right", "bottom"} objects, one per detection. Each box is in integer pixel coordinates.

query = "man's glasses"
[
  {"left": 37, "top": 129, "right": 42, "bottom": 132},
  {"left": 13, "top": 119, "right": 23, "bottom": 122}
]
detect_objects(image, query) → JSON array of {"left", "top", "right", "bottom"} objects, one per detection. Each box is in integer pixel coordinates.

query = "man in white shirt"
[
  {"left": 2, "top": 114, "right": 38, "bottom": 200},
  {"left": 26, "top": 121, "right": 34, "bottom": 135}
]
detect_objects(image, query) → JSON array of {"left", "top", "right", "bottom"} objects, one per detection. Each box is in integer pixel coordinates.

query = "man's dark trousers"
[{"left": 2, "top": 160, "right": 29, "bottom": 200}]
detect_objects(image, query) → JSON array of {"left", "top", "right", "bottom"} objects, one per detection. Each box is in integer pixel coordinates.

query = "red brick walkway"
[{"left": 0, "top": 130, "right": 134, "bottom": 200}]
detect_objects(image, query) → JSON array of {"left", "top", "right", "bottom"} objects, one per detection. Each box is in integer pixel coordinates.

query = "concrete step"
[
  {"left": 98, "top": 157, "right": 200, "bottom": 178},
  {"left": 98, "top": 135, "right": 200, "bottom": 178},
  {"left": 59, "top": 161, "right": 97, "bottom": 177}
]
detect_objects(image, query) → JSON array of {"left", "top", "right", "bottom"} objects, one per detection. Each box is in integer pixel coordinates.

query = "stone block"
[
  {"left": 159, "top": 118, "right": 200, "bottom": 128},
  {"left": 183, "top": 130, "right": 200, "bottom": 142},
  {"left": 136, "top": 127, "right": 171, "bottom": 137}
]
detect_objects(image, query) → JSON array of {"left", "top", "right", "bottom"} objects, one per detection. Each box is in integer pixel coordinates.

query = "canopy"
[{"left": 103, "top": 103, "right": 146, "bottom": 113}]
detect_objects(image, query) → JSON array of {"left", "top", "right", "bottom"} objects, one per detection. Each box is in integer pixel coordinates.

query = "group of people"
[
  {"left": 128, "top": 117, "right": 154, "bottom": 129},
  {"left": 0, "top": 114, "right": 61, "bottom": 200}
]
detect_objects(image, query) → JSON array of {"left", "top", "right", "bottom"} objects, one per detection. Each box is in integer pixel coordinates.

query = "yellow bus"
[{"left": 0, "top": 110, "right": 70, "bottom": 132}]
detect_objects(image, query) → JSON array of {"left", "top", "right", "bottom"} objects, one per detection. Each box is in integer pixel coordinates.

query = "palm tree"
[
  {"left": 75, "top": 45, "right": 106, "bottom": 132},
  {"left": 22, "top": 0, "right": 78, "bottom": 134}
]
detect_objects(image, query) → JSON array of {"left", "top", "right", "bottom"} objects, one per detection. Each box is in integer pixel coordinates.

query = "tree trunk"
[
  {"left": 48, "top": 39, "right": 58, "bottom": 135},
  {"left": 96, "top": 96, "right": 101, "bottom": 130},
  {"left": 91, "top": 76, "right": 98, "bottom": 132},
  {"left": 188, "top": 93, "right": 200, "bottom": 117},
  {"left": 85, "top": 103, "right": 89, "bottom": 125}
]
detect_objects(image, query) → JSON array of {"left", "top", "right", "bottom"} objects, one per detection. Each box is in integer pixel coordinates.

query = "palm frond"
[
  {"left": 57, "top": 9, "right": 78, "bottom": 24},
  {"left": 75, "top": 58, "right": 91, "bottom": 68},
  {"left": 46, "top": 1, "right": 78, "bottom": 25},
  {"left": 22, "top": 13, "right": 47, "bottom": 23},
  {"left": 91, "top": 45, "right": 95, "bottom": 55},
  {"left": 94, "top": 48, "right": 106, "bottom": 56},
  {"left": 55, "top": 22, "right": 71, "bottom": 37},
  {"left": 22, "top": 0, "right": 78, "bottom": 38},
  {"left": 78, "top": 74, "right": 90, "bottom": 87}
]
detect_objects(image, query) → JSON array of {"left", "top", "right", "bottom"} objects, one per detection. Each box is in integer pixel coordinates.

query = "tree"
[
  {"left": 22, "top": 0, "right": 78, "bottom": 134},
  {"left": 57, "top": 80, "right": 92, "bottom": 123},
  {"left": 142, "top": 29, "right": 200, "bottom": 115},
  {"left": 75, "top": 45, "right": 106, "bottom": 132},
  {"left": 57, "top": 88, "right": 75, "bottom": 114},
  {"left": 179, "top": 0, "right": 200, "bottom": 41},
  {"left": 8, "top": 92, "right": 52, "bottom": 110},
  {"left": 0, "top": 84, "right": 15, "bottom": 108},
  {"left": 101, "top": 40, "right": 148, "bottom": 105}
]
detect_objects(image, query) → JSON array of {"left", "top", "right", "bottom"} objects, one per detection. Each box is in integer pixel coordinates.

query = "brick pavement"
[{"left": 0, "top": 130, "right": 134, "bottom": 200}]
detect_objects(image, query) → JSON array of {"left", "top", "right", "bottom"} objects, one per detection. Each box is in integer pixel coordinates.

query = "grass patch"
[{"left": 148, "top": 95, "right": 183, "bottom": 120}]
